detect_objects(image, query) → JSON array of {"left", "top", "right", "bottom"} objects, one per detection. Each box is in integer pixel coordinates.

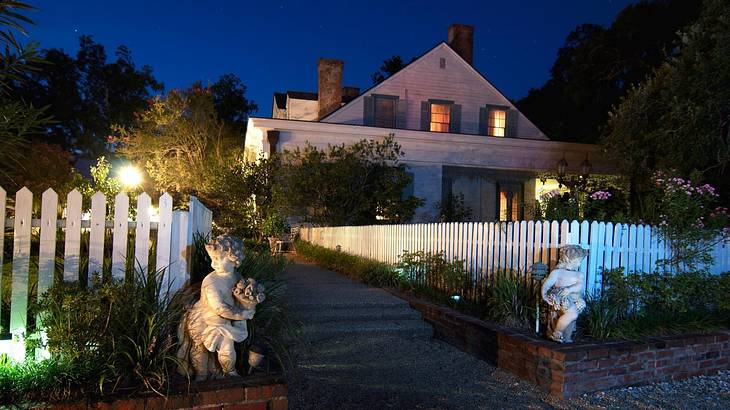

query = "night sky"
[{"left": 28, "top": 0, "right": 634, "bottom": 116}]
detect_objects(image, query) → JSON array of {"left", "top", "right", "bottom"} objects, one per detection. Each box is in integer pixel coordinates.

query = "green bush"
[
  {"left": 0, "top": 355, "right": 103, "bottom": 405},
  {"left": 580, "top": 268, "right": 729, "bottom": 340},
  {"left": 295, "top": 240, "right": 403, "bottom": 288},
  {"left": 261, "top": 213, "right": 290, "bottom": 238},
  {"left": 396, "top": 250, "right": 468, "bottom": 294},
  {"left": 35, "top": 268, "right": 184, "bottom": 398}
]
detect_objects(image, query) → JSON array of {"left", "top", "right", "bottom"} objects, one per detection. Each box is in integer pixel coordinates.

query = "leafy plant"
[
  {"left": 261, "top": 213, "right": 290, "bottom": 238},
  {"left": 580, "top": 292, "right": 620, "bottom": 340},
  {"left": 34, "top": 266, "right": 185, "bottom": 397},
  {"left": 277, "top": 134, "right": 423, "bottom": 225},
  {"left": 295, "top": 240, "right": 403, "bottom": 288},
  {"left": 434, "top": 193, "right": 472, "bottom": 222},
  {"left": 482, "top": 270, "right": 536, "bottom": 329},
  {"left": 396, "top": 250, "right": 467, "bottom": 294},
  {"left": 580, "top": 268, "right": 730, "bottom": 340}
]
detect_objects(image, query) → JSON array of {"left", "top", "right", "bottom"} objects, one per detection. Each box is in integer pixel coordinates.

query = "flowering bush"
[
  {"left": 590, "top": 190, "right": 612, "bottom": 201},
  {"left": 653, "top": 171, "right": 729, "bottom": 271}
]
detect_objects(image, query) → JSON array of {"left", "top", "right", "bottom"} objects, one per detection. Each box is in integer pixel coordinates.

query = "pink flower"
[{"left": 590, "top": 191, "right": 611, "bottom": 200}]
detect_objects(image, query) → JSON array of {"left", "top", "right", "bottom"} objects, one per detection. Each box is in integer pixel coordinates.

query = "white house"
[{"left": 245, "top": 24, "right": 613, "bottom": 222}]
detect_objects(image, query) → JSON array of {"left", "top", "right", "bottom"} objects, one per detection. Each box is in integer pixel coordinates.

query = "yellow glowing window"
[
  {"left": 430, "top": 103, "right": 450, "bottom": 132},
  {"left": 499, "top": 188, "right": 520, "bottom": 221},
  {"left": 489, "top": 109, "right": 506, "bottom": 137}
]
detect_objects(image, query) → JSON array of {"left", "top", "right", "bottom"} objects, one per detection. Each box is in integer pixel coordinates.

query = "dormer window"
[
  {"left": 489, "top": 109, "right": 506, "bottom": 137},
  {"left": 430, "top": 103, "right": 451, "bottom": 132}
]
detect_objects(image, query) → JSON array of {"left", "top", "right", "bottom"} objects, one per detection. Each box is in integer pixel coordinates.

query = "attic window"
[
  {"left": 440, "top": 58, "right": 446, "bottom": 69},
  {"left": 430, "top": 103, "right": 451, "bottom": 132},
  {"left": 489, "top": 109, "right": 506, "bottom": 137},
  {"left": 374, "top": 96, "right": 396, "bottom": 128}
]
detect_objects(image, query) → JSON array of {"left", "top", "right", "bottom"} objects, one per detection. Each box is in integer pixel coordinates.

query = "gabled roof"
[{"left": 319, "top": 42, "right": 548, "bottom": 139}]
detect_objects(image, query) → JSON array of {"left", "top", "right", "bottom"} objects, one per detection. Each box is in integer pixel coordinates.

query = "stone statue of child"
[
  {"left": 177, "top": 235, "right": 265, "bottom": 380},
  {"left": 541, "top": 245, "right": 589, "bottom": 343}
]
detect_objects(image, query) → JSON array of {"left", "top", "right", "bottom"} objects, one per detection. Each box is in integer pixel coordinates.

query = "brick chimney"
[
  {"left": 317, "top": 58, "right": 343, "bottom": 119},
  {"left": 448, "top": 24, "right": 474, "bottom": 65}
]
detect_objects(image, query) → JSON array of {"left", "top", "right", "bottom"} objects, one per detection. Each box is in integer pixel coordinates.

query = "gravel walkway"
[{"left": 283, "top": 259, "right": 730, "bottom": 409}]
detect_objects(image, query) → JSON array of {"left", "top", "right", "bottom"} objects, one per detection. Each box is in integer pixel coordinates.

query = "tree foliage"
[
  {"left": 277, "top": 135, "right": 423, "bottom": 225},
  {"left": 209, "top": 73, "right": 258, "bottom": 131},
  {"left": 8, "top": 35, "right": 163, "bottom": 155},
  {"left": 370, "top": 55, "right": 409, "bottom": 84},
  {"left": 601, "top": 0, "right": 730, "bottom": 216},
  {"left": 0, "top": 0, "right": 54, "bottom": 187},
  {"left": 516, "top": 0, "right": 702, "bottom": 143},
  {"left": 115, "top": 85, "right": 240, "bottom": 200}
]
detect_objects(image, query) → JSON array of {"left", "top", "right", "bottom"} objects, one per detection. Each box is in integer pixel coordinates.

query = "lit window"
[
  {"left": 489, "top": 109, "right": 506, "bottom": 137},
  {"left": 499, "top": 188, "right": 520, "bottom": 221},
  {"left": 374, "top": 97, "right": 396, "bottom": 128},
  {"left": 430, "top": 103, "right": 450, "bottom": 132}
]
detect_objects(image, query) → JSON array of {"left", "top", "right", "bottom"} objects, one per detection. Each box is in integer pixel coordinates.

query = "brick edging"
[
  {"left": 384, "top": 287, "right": 730, "bottom": 398},
  {"left": 45, "top": 375, "right": 288, "bottom": 409}
]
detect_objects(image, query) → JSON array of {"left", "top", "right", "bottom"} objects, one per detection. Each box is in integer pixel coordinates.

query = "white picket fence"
[
  {"left": 301, "top": 220, "right": 730, "bottom": 292},
  {"left": 0, "top": 186, "right": 213, "bottom": 360}
]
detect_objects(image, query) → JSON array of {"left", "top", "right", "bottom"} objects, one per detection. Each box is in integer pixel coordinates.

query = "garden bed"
[
  {"left": 385, "top": 288, "right": 730, "bottom": 398},
  {"left": 40, "top": 374, "right": 287, "bottom": 410}
]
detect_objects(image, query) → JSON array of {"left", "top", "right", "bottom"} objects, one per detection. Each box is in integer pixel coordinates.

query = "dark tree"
[
  {"left": 516, "top": 0, "right": 702, "bottom": 143},
  {"left": 9, "top": 35, "right": 163, "bottom": 155},
  {"left": 209, "top": 73, "right": 258, "bottom": 131},
  {"left": 602, "top": 0, "right": 730, "bottom": 217},
  {"left": 371, "top": 55, "right": 408, "bottom": 84}
]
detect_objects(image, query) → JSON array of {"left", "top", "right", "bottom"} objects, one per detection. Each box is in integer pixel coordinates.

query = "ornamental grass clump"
[{"left": 482, "top": 269, "right": 537, "bottom": 330}]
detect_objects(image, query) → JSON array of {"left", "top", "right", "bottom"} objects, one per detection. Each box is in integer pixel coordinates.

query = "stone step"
[
  {"left": 300, "top": 319, "right": 433, "bottom": 341},
  {"left": 288, "top": 300, "right": 410, "bottom": 310},
  {"left": 302, "top": 306, "right": 423, "bottom": 323}
]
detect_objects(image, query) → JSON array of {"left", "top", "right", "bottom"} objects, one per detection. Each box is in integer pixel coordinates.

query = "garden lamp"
[
  {"left": 557, "top": 157, "right": 568, "bottom": 187},
  {"left": 530, "top": 262, "right": 548, "bottom": 334},
  {"left": 579, "top": 157, "right": 592, "bottom": 177},
  {"left": 118, "top": 165, "right": 143, "bottom": 190}
]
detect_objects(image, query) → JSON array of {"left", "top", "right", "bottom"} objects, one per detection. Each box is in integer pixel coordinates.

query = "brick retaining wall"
[
  {"left": 48, "top": 375, "right": 287, "bottom": 409},
  {"left": 386, "top": 288, "right": 730, "bottom": 398}
]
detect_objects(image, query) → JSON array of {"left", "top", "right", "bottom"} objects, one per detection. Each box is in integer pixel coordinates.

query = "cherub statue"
[
  {"left": 541, "top": 245, "right": 589, "bottom": 343},
  {"left": 177, "top": 235, "right": 265, "bottom": 380}
]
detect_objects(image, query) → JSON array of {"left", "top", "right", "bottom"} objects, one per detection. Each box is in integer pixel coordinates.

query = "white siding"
[
  {"left": 287, "top": 97, "right": 318, "bottom": 121},
  {"left": 244, "top": 118, "right": 612, "bottom": 223},
  {"left": 323, "top": 43, "right": 547, "bottom": 140}
]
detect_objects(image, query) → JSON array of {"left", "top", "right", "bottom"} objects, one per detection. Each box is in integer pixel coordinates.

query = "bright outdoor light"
[{"left": 118, "top": 165, "right": 142, "bottom": 188}]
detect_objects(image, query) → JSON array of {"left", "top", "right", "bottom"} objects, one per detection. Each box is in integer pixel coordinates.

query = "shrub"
[
  {"left": 580, "top": 268, "right": 729, "bottom": 340},
  {"left": 36, "top": 268, "right": 184, "bottom": 397},
  {"left": 295, "top": 240, "right": 403, "bottom": 288},
  {"left": 396, "top": 250, "right": 468, "bottom": 294},
  {"left": 261, "top": 213, "right": 290, "bottom": 238},
  {"left": 651, "top": 171, "right": 729, "bottom": 271}
]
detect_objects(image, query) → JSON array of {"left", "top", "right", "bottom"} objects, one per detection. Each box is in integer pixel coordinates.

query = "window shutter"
[
  {"left": 450, "top": 104, "right": 461, "bottom": 134},
  {"left": 396, "top": 99, "right": 407, "bottom": 129},
  {"left": 363, "top": 96, "right": 374, "bottom": 126},
  {"left": 478, "top": 107, "right": 488, "bottom": 135},
  {"left": 420, "top": 101, "right": 430, "bottom": 131},
  {"left": 506, "top": 109, "right": 518, "bottom": 137}
]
